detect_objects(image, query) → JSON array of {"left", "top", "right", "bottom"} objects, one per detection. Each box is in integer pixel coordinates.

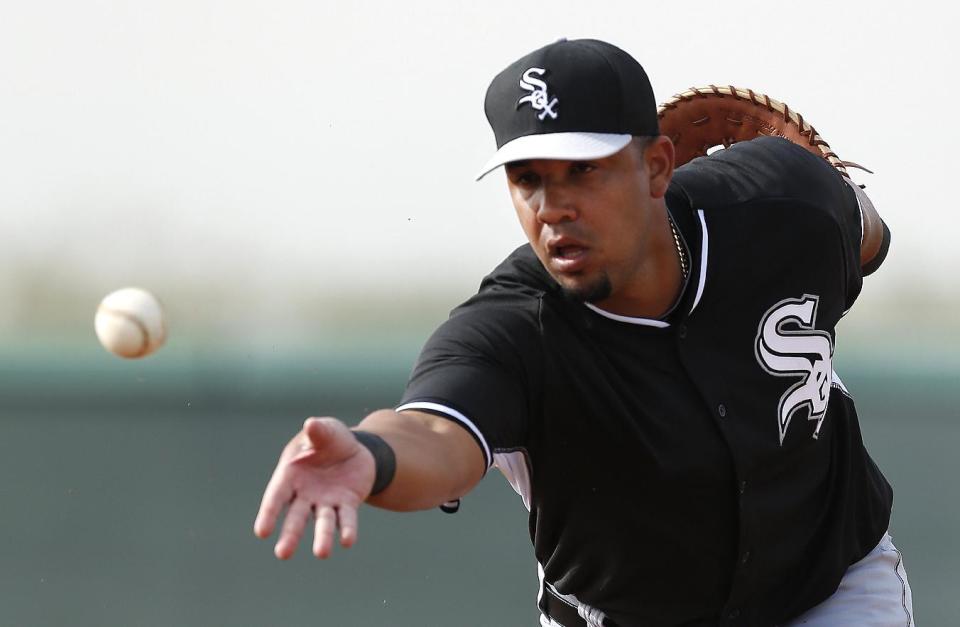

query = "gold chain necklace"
[{"left": 668, "top": 216, "right": 689, "bottom": 281}]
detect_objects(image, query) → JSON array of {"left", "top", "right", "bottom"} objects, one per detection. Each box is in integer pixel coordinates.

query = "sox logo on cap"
[
  {"left": 517, "top": 68, "right": 559, "bottom": 121},
  {"left": 477, "top": 39, "right": 659, "bottom": 180}
]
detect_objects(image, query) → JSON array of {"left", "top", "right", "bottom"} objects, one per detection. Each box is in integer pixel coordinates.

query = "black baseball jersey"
[{"left": 398, "top": 137, "right": 893, "bottom": 626}]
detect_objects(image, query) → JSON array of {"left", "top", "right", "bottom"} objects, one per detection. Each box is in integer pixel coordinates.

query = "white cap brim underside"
[{"left": 476, "top": 132, "right": 632, "bottom": 181}]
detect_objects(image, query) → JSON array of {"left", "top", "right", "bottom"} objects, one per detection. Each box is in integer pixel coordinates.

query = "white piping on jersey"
[
  {"left": 858, "top": 195, "right": 864, "bottom": 246},
  {"left": 843, "top": 177, "right": 866, "bottom": 246},
  {"left": 831, "top": 369, "right": 852, "bottom": 398},
  {"left": 540, "top": 611, "right": 560, "bottom": 626},
  {"left": 538, "top": 563, "right": 553, "bottom": 627},
  {"left": 494, "top": 450, "right": 533, "bottom": 511},
  {"left": 583, "top": 302, "right": 670, "bottom": 327},
  {"left": 395, "top": 401, "right": 493, "bottom": 468},
  {"left": 841, "top": 180, "right": 869, "bottom": 319},
  {"left": 583, "top": 208, "right": 710, "bottom": 325},
  {"left": 689, "top": 209, "right": 709, "bottom": 314},
  {"left": 537, "top": 564, "right": 608, "bottom": 627}
]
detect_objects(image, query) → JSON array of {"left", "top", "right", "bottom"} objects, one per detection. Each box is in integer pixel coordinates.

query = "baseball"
[{"left": 94, "top": 287, "right": 167, "bottom": 359}]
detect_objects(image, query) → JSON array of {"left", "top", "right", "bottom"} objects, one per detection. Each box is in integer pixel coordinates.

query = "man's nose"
[{"left": 535, "top": 183, "right": 577, "bottom": 224}]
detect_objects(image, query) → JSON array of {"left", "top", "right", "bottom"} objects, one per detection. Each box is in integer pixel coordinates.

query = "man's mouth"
[
  {"left": 548, "top": 240, "right": 590, "bottom": 273},
  {"left": 555, "top": 245, "right": 587, "bottom": 260}
]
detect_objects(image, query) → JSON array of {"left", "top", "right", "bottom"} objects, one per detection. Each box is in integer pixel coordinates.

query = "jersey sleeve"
[
  {"left": 844, "top": 178, "right": 892, "bottom": 278},
  {"left": 674, "top": 137, "right": 869, "bottom": 311},
  {"left": 398, "top": 291, "right": 543, "bottom": 469},
  {"left": 828, "top": 165, "right": 866, "bottom": 312}
]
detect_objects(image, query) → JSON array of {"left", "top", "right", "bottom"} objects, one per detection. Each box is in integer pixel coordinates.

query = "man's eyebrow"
[{"left": 505, "top": 160, "right": 530, "bottom": 169}]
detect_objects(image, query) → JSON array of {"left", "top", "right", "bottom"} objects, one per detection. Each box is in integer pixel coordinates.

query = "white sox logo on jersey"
[
  {"left": 755, "top": 295, "right": 834, "bottom": 445},
  {"left": 517, "top": 68, "right": 559, "bottom": 120}
]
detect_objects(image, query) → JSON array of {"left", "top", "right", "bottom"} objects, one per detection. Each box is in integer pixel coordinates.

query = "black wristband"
[{"left": 352, "top": 430, "right": 396, "bottom": 496}]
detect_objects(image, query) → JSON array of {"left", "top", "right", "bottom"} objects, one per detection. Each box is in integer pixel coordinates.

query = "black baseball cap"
[{"left": 477, "top": 38, "right": 659, "bottom": 180}]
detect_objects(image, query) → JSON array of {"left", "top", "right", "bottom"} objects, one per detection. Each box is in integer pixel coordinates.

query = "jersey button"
[
  {"left": 739, "top": 480, "right": 747, "bottom": 494},
  {"left": 727, "top": 608, "right": 740, "bottom": 620},
  {"left": 741, "top": 551, "right": 751, "bottom": 565},
  {"left": 678, "top": 324, "right": 688, "bottom": 339},
  {"left": 718, "top": 403, "right": 727, "bottom": 418}
]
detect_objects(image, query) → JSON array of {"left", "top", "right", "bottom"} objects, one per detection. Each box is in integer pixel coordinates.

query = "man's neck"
[{"left": 592, "top": 201, "right": 686, "bottom": 320}]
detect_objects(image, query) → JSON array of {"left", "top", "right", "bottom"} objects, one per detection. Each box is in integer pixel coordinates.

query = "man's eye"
[
  {"left": 512, "top": 172, "right": 539, "bottom": 186},
  {"left": 571, "top": 162, "right": 596, "bottom": 175}
]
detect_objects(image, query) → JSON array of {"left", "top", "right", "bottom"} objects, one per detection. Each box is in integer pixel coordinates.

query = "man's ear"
[{"left": 645, "top": 136, "right": 675, "bottom": 199}]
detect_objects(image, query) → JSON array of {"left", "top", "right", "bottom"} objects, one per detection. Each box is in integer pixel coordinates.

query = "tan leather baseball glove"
[{"left": 657, "top": 85, "right": 870, "bottom": 178}]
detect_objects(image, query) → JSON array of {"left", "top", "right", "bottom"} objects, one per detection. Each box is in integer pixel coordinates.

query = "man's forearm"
[
  {"left": 846, "top": 179, "right": 887, "bottom": 272},
  {"left": 354, "top": 409, "right": 486, "bottom": 512}
]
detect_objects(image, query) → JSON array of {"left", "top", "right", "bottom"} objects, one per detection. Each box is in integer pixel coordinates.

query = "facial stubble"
[{"left": 558, "top": 271, "right": 613, "bottom": 304}]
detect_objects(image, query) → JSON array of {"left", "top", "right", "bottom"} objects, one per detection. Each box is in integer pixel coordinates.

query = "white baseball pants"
[{"left": 784, "top": 531, "right": 914, "bottom": 626}]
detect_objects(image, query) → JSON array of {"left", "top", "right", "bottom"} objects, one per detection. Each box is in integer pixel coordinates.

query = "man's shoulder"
[
  {"left": 443, "top": 244, "right": 551, "bottom": 323},
  {"left": 669, "top": 136, "right": 851, "bottom": 213},
  {"left": 417, "top": 245, "right": 549, "bottom": 362},
  {"left": 476, "top": 244, "right": 556, "bottom": 299}
]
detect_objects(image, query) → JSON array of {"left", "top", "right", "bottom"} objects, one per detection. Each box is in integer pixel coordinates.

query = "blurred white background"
[
  {"left": 1, "top": 3, "right": 957, "bottom": 625},
  {"left": 1, "top": 0, "right": 957, "bottom": 353}
]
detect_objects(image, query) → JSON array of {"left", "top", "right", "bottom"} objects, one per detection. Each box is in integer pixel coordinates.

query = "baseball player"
[{"left": 255, "top": 39, "right": 913, "bottom": 626}]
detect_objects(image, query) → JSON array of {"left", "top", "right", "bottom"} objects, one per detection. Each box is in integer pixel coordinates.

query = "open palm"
[{"left": 254, "top": 417, "right": 376, "bottom": 559}]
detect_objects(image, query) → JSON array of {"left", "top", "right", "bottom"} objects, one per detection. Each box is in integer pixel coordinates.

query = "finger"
[
  {"left": 288, "top": 419, "right": 334, "bottom": 464},
  {"left": 253, "top": 472, "right": 294, "bottom": 538},
  {"left": 274, "top": 498, "right": 312, "bottom": 560},
  {"left": 337, "top": 504, "right": 359, "bottom": 548},
  {"left": 304, "top": 417, "right": 334, "bottom": 449},
  {"left": 297, "top": 418, "right": 359, "bottom": 465},
  {"left": 312, "top": 505, "right": 337, "bottom": 559}
]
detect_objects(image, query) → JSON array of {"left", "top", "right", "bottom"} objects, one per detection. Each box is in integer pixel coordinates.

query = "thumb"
[
  {"left": 294, "top": 417, "right": 357, "bottom": 463},
  {"left": 303, "top": 417, "right": 336, "bottom": 448}
]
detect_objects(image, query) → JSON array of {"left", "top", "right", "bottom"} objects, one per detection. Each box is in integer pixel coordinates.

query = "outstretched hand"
[{"left": 254, "top": 417, "right": 376, "bottom": 559}]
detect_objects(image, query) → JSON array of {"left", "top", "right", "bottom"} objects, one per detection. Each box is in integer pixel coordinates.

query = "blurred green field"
[{"left": 0, "top": 343, "right": 956, "bottom": 626}]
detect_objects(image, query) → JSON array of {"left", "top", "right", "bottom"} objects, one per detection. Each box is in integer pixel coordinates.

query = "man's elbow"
[
  {"left": 848, "top": 180, "right": 889, "bottom": 276},
  {"left": 862, "top": 218, "right": 891, "bottom": 276}
]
